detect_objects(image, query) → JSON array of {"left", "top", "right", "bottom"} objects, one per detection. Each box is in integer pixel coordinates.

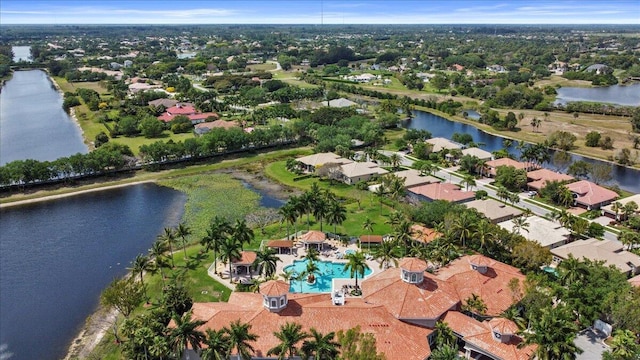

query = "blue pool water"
[{"left": 284, "top": 259, "right": 373, "bottom": 293}]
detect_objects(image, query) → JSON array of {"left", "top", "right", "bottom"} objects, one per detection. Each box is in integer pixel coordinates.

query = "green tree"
[
  {"left": 326, "top": 200, "right": 347, "bottom": 235},
  {"left": 558, "top": 255, "right": 589, "bottom": 286},
  {"left": 430, "top": 344, "right": 462, "bottom": 360},
  {"left": 158, "top": 227, "right": 178, "bottom": 268},
  {"left": 201, "top": 329, "right": 231, "bottom": 360},
  {"left": 175, "top": 222, "right": 192, "bottom": 260},
  {"left": 522, "top": 305, "right": 582, "bottom": 360},
  {"left": 267, "top": 322, "right": 309, "bottom": 359},
  {"left": 373, "top": 240, "right": 399, "bottom": 270},
  {"left": 139, "top": 117, "right": 165, "bottom": 138},
  {"left": 253, "top": 247, "right": 281, "bottom": 278},
  {"left": 604, "top": 329, "right": 640, "bottom": 360},
  {"left": 336, "top": 326, "right": 385, "bottom": 360},
  {"left": 433, "top": 321, "right": 456, "bottom": 348},
  {"left": 232, "top": 219, "right": 254, "bottom": 250},
  {"left": 343, "top": 251, "right": 370, "bottom": 290},
  {"left": 585, "top": 131, "right": 602, "bottom": 147},
  {"left": 100, "top": 277, "right": 144, "bottom": 319},
  {"left": 225, "top": 319, "right": 259, "bottom": 360},
  {"left": 462, "top": 293, "right": 487, "bottom": 316},
  {"left": 201, "top": 216, "right": 232, "bottom": 273},
  {"left": 219, "top": 237, "right": 242, "bottom": 282},
  {"left": 301, "top": 328, "right": 340, "bottom": 360},
  {"left": 148, "top": 239, "right": 169, "bottom": 288},
  {"left": 129, "top": 254, "right": 154, "bottom": 301},
  {"left": 169, "top": 310, "right": 206, "bottom": 359},
  {"left": 461, "top": 174, "right": 476, "bottom": 191}
]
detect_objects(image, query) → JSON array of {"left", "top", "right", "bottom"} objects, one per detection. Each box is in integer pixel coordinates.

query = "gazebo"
[
  {"left": 265, "top": 239, "right": 294, "bottom": 254},
  {"left": 231, "top": 251, "right": 257, "bottom": 276},
  {"left": 359, "top": 234, "right": 383, "bottom": 249},
  {"left": 299, "top": 230, "right": 326, "bottom": 250}
]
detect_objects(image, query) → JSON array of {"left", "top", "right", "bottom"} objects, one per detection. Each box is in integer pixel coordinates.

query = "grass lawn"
[
  {"left": 247, "top": 62, "right": 277, "bottom": 71},
  {"left": 110, "top": 132, "right": 196, "bottom": 156}
]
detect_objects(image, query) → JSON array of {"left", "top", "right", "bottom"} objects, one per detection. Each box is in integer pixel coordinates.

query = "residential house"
[
  {"left": 585, "top": 64, "right": 611, "bottom": 75},
  {"left": 499, "top": 216, "right": 570, "bottom": 249},
  {"left": 526, "top": 169, "right": 574, "bottom": 192},
  {"left": 407, "top": 183, "right": 475, "bottom": 204},
  {"left": 485, "top": 158, "right": 539, "bottom": 178},
  {"left": 461, "top": 147, "right": 493, "bottom": 162},
  {"left": 425, "top": 137, "right": 464, "bottom": 153},
  {"left": 486, "top": 64, "right": 506, "bottom": 73},
  {"left": 194, "top": 120, "right": 239, "bottom": 135},
  {"left": 157, "top": 103, "right": 219, "bottom": 125},
  {"left": 148, "top": 98, "right": 179, "bottom": 108},
  {"left": 565, "top": 180, "right": 618, "bottom": 210},
  {"left": 465, "top": 199, "right": 523, "bottom": 224},
  {"left": 392, "top": 169, "right": 440, "bottom": 188},
  {"left": 339, "top": 161, "right": 388, "bottom": 185},
  {"left": 327, "top": 98, "right": 358, "bottom": 108},
  {"left": 601, "top": 194, "right": 640, "bottom": 220},
  {"left": 551, "top": 238, "right": 640, "bottom": 276},
  {"left": 296, "top": 152, "right": 352, "bottom": 173}
]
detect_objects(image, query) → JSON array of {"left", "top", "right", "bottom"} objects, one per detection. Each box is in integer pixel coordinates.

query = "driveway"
[{"left": 574, "top": 328, "right": 609, "bottom": 360}]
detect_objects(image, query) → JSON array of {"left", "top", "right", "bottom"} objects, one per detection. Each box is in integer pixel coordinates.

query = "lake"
[
  {"left": 0, "top": 70, "right": 88, "bottom": 166},
  {"left": 555, "top": 84, "right": 640, "bottom": 107},
  {"left": 11, "top": 46, "right": 32, "bottom": 62},
  {"left": 404, "top": 110, "right": 640, "bottom": 193},
  {"left": 240, "top": 180, "right": 285, "bottom": 209},
  {"left": 0, "top": 184, "right": 186, "bottom": 360}
]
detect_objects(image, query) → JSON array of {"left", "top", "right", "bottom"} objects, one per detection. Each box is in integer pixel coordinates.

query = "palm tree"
[
  {"left": 232, "top": 219, "right": 254, "bottom": 250},
  {"left": 461, "top": 174, "right": 476, "bottom": 191},
  {"left": 201, "top": 217, "right": 231, "bottom": 273},
  {"left": 219, "top": 237, "right": 242, "bottom": 281},
  {"left": 622, "top": 201, "right": 638, "bottom": 220},
  {"left": 129, "top": 254, "right": 154, "bottom": 301},
  {"left": 452, "top": 212, "right": 475, "bottom": 248},
  {"left": 501, "top": 306, "right": 526, "bottom": 330},
  {"left": 305, "top": 260, "right": 321, "bottom": 284},
  {"left": 169, "top": 310, "right": 206, "bottom": 359},
  {"left": 312, "top": 195, "right": 329, "bottom": 232},
  {"left": 433, "top": 320, "right": 456, "bottom": 348},
  {"left": 253, "top": 248, "right": 281, "bottom": 278},
  {"left": 279, "top": 203, "right": 297, "bottom": 240},
  {"left": 267, "top": 322, "right": 309, "bottom": 359},
  {"left": 304, "top": 247, "right": 320, "bottom": 262},
  {"left": 521, "top": 304, "right": 582, "bottom": 360},
  {"left": 619, "top": 231, "right": 640, "bottom": 251},
  {"left": 373, "top": 240, "right": 399, "bottom": 269},
  {"left": 496, "top": 186, "right": 510, "bottom": 203},
  {"left": 343, "top": 251, "right": 370, "bottom": 290},
  {"left": 374, "top": 183, "right": 386, "bottom": 214},
  {"left": 149, "top": 240, "right": 168, "bottom": 288},
  {"left": 394, "top": 219, "right": 413, "bottom": 252},
  {"left": 175, "top": 222, "right": 192, "bottom": 260},
  {"left": 430, "top": 344, "right": 461, "bottom": 360},
  {"left": 472, "top": 219, "right": 495, "bottom": 250},
  {"left": 389, "top": 153, "right": 402, "bottom": 170},
  {"left": 326, "top": 200, "right": 347, "bottom": 235},
  {"left": 558, "top": 255, "right": 589, "bottom": 286},
  {"left": 301, "top": 328, "right": 340, "bottom": 360},
  {"left": 201, "top": 329, "right": 231, "bottom": 360},
  {"left": 300, "top": 191, "right": 315, "bottom": 231},
  {"left": 225, "top": 320, "right": 259, "bottom": 360},
  {"left": 511, "top": 217, "right": 530, "bottom": 235},
  {"left": 608, "top": 329, "right": 639, "bottom": 359},
  {"left": 463, "top": 293, "right": 487, "bottom": 316},
  {"left": 362, "top": 217, "right": 375, "bottom": 236},
  {"left": 385, "top": 211, "right": 404, "bottom": 228},
  {"left": 158, "top": 227, "right": 177, "bottom": 268}
]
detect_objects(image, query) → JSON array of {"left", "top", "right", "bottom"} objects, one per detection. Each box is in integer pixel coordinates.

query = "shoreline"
[
  {"left": 0, "top": 180, "right": 155, "bottom": 208},
  {"left": 47, "top": 72, "right": 93, "bottom": 150}
]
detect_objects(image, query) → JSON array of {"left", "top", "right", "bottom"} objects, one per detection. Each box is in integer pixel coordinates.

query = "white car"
[{"left": 527, "top": 191, "right": 537, "bottom": 197}]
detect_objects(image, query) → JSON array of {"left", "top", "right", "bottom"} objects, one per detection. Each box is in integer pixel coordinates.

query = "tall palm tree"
[
  {"left": 312, "top": 195, "right": 330, "bottom": 232},
  {"left": 129, "top": 254, "right": 154, "bottom": 301},
  {"left": 300, "top": 191, "right": 314, "bottom": 231},
  {"left": 175, "top": 222, "right": 192, "bottom": 260},
  {"left": 169, "top": 310, "right": 206, "bottom": 359},
  {"left": 225, "top": 319, "right": 259, "bottom": 360},
  {"left": 521, "top": 304, "right": 582, "bottom": 360},
  {"left": 385, "top": 211, "right": 404, "bottom": 228},
  {"left": 472, "top": 219, "right": 495, "bottom": 250},
  {"left": 288, "top": 195, "right": 305, "bottom": 238},
  {"left": 461, "top": 174, "right": 476, "bottom": 191},
  {"left": 463, "top": 293, "right": 487, "bottom": 316},
  {"left": 232, "top": 219, "right": 254, "bottom": 250},
  {"left": 201, "top": 216, "right": 232, "bottom": 272},
  {"left": 268, "top": 322, "right": 309, "bottom": 359},
  {"left": 619, "top": 231, "right": 640, "bottom": 251},
  {"left": 433, "top": 321, "right": 456, "bottom": 348},
  {"left": 279, "top": 203, "right": 297, "bottom": 240},
  {"left": 304, "top": 247, "right": 320, "bottom": 263},
  {"left": 253, "top": 248, "right": 281, "bottom": 278},
  {"left": 394, "top": 219, "right": 413, "bottom": 253},
  {"left": 511, "top": 217, "right": 530, "bottom": 235},
  {"left": 149, "top": 240, "right": 168, "bottom": 288},
  {"left": 343, "top": 251, "right": 370, "bottom": 290},
  {"left": 158, "top": 227, "right": 177, "bottom": 268},
  {"left": 389, "top": 153, "right": 402, "bottom": 170},
  {"left": 301, "top": 328, "right": 340, "bottom": 360},
  {"left": 501, "top": 306, "right": 526, "bottom": 330},
  {"left": 374, "top": 183, "right": 386, "bottom": 214},
  {"left": 373, "top": 240, "right": 399, "bottom": 269},
  {"left": 362, "top": 217, "right": 375, "bottom": 236},
  {"left": 325, "top": 199, "right": 347, "bottom": 235},
  {"left": 558, "top": 255, "right": 589, "bottom": 286},
  {"left": 219, "top": 237, "right": 242, "bottom": 281},
  {"left": 452, "top": 212, "right": 475, "bottom": 248},
  {"left": 201, "top": 329, "right": 231, "bottom": 360},
  {"left": 496, "top": 186, "right": 510, "bottom": 203}
]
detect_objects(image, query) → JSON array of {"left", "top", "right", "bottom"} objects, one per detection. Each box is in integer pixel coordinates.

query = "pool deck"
[{"left": 208, "top": 238, "right": 381, "bottom": 294}]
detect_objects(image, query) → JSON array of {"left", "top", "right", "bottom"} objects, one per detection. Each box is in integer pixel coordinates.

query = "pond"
[
  {"left": 403, "top": 110, "right": 640, "bottom": 193},
  {"left": 0, "top": 70, "right": 88, "bottom": 165},
  {"left": 0, "top": 183, "right": 186, "bottom": 360},
  {"left": 284, "top": 259, "right": 373, "bottom": 293},
  {"left": 240, "top": 180, "right": 285, "bottom": 209},
  {"left": 554, "top": 84, "right": 640, "bottom": 107},
  {"left": 11, "top": 46, "right": 31, "bottom": 62}
]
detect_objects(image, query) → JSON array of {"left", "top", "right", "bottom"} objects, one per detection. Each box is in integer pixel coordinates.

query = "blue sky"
[{"left": 1, "top": 1, "right": 638, "bottom": 25}]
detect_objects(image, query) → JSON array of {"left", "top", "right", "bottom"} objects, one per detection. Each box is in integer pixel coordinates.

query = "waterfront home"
[
  {"left": 407, "top": 183, "right": 475, "bottom": 204},
  {"left": 551, "top": 239, "right": 640, "bottom": 276},
  {"left": 157, "top": 103, "right": 219, "bottom": 125},
  {"left": 461, "top": 147, "right": 493, "bottom": 161},
  {"left": 296, "top": 152, "right": 352, "bottom": 173},
  {"left": 425, "top": 137, "right": 464, "bottom": 153},
  {"left": 565, "top": 180, "right": 618, "bottom": 210},
  {"left": 526, "top": 168, "right": 575, "bottom": 192},
  {"left": 392, "top": 169, "right": 440, "bottom": 188},
  {"left": 465, "top": 199, "right": 523, "bottom": 224},
  {"left": 194, "top": 120, "right": 239, "bottom": 135},
  {"left": 485, "top": 158, "right": 539, "bottom": 178},
  {"left": 601, "top": 194, "right": 640, "bottom": 220},
  {"left": 498, "top": 216, "right": 570, "bottom": 249},
  {"left": 339, "top": 161, "right": 388, "bottom": 185}
]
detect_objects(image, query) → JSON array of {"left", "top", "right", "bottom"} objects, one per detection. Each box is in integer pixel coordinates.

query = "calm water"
[
  {"left": 284, "top": 259, "right": 373, "bottom": 293},
  {"left": 555, "top": 84, "right": 640, "bottom": 107},
  {"left": 0, "top": 184, "right": 186, "bottom": 360},
  {"left": 0, "top": 70, "right": 87, "bottom": 165},
  {"left": 240, "top": 180, "right": 285, "bottom": 208},
  {"left": 11, "top": 46, "right": 31, "bottom": 62},
  {"left": 404, "top": 111, "right": 640, "bottom": 193}
]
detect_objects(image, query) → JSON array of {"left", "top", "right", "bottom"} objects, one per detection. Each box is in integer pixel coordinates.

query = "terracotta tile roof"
[
  {"left": 526, "top": 168, "right": 574, "bottom": 191},
  {"left": 361, "top": 263, "right": 459, "bottom": 320},
  {"left": 194, "top": 120, "right": 233, "bottom": 130},
  {"left": 359, "top": 234, "right": 383, "bottom": 243},
  {"left": 266, "top": 240, "right": 294, "bottom": 248},
  {"left": 232, "top": 251, "right": 257, "bottom": 266},
  {"left": 299, "top": 230, "right": 326, "bottom": 243},
  {"left": 488, "top": 318, "right": 519, "bottom": 335},
  {"left": 191, "top": 293, "right": 432, "bottom": 360},
  {"left": 442, "top": 312, "right": 536, "bottom": 360},
  {"left": 410, "top": 225, "right": 442, "bottom": 244},
  {"left": 399, "top": 257, "right": 429, "bottom": 272},
  {"left": 566, "top": 180, "right": 619, "bottom": 207},
  {"left": 259, "top": 280, "right": 290, "bottom": 296},
  {"left": 468, "top": 254, "right": 495, "bottom": 267},
  {"left": 408, "top": 183, "right": 475, "bottom": 203},
  {"left": 434, "top": 255, "right": 526, "bottom": 316},
  {"left": 486, "top": 158, "right": 538, "bottom": 176}
]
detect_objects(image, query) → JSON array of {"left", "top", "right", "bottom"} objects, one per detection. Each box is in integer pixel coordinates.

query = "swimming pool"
[{"left": 284, "top": 259, "right": 373, "bottom": 293}]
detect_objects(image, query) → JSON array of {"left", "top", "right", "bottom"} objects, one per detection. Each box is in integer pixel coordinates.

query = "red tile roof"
[
  {"left": 299, "top": 230, "right": 326, "bottom": 243},
  {"left": 232, "top": 251, "right": 257, "bottom": 266},
  {"left": 629, "top": 275, "right": 640, "bottom": 287},
  {"left": 486, "top": 158, "right": 538, "bottom": 176},
  {"left": 191, "top": 293, "right": 433, "bottom": 360},
  {"left": 359, "top": 234, "right": 383, "bottom": 243},
  {"left": 266, "top": 240, "right": 294, "bottom": 248},
  {"left": 410, "top": 225, "right": 442, "bottom": 244},
  {"left": 259, "top": 280, "right": 290, "bottom": 296},
  {"left": 399, "top": 257, "right": 429, "bottom": 272},
  {"left": 408, "top": 183, "right": 475, "bottom": 203},
  {"left": 566, "top": 180, "right": 618, "bottom": 207},
  {"left": 434, "top": 255, "right": 526, "bottom": 316},
  {"left": 488, "top": 318, "right": 519, "bottom": 335}
]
